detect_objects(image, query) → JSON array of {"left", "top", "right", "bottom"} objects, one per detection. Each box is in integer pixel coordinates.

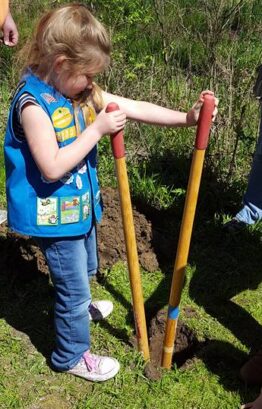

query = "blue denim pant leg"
[
  {"left": 35, "top": 228, "right": 98, "bottom": 371},
  {"left": 236, "top": 122, "right": 262, "bottom": 224},
  {"left": 86, "top": 223, "right": 99, "bottom": 278}
]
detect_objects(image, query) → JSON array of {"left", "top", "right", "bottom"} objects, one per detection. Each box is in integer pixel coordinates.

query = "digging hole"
[{"left": 144, "top": 308, "right": 199, "bottom": 380}]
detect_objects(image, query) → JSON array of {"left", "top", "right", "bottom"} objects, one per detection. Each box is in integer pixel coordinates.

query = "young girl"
[{"left": 4, "top": 3, "right": 217, "bottom": 382}]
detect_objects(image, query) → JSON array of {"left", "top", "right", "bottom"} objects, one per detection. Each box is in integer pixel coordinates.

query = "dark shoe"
[{"left": 240, "top": 352, "right": 262, "bottom": 385}]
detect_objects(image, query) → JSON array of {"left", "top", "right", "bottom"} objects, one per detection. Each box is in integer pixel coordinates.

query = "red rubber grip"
[
  {"left": 195, "top": 95, "right": 215, "bottom": 150},
  {"left": 106, "top": 102, "right": 125, "bottom": 159}
]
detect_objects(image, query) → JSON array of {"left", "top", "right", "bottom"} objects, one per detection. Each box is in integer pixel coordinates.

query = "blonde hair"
[{"left": 22, "top": 3, "right": 111, "bottom": 109}]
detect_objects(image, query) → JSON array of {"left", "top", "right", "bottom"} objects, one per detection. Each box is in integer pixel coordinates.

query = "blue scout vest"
[{"left": 4, "top": 72, "right": 102, "bottom": 237}]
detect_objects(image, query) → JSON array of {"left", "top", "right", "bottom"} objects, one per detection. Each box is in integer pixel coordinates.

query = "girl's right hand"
[{"left": 92, "top": 107, "right": 127, "bottom": 137}]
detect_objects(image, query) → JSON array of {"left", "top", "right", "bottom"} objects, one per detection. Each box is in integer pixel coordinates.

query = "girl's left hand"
[{"left": 186, "top": 90, "right": 218, "bottom": 126}]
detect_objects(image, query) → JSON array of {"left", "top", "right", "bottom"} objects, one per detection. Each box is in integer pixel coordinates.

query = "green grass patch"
[
  {"left": 1, "top": 1, "right": 262, "bottom": 408},
  {"left": 1, "top": 235, "right": 262, "bottom": 409}
]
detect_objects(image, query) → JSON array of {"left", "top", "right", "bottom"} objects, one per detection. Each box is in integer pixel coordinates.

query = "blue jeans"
[
  {"left": 236, "top": 118, "right": 262, "bottom": 224},
  {"left": 34, "top": 225, "right": 98, "bottom": 371}
]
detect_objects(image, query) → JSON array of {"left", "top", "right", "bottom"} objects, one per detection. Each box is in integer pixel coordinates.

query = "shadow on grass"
[
  {"left": 97, "top": 278, "right": 136, "bottom": 346},
  {"left": 0, "top": 234, "right": 55, "bottom": 363},
  {"left": 0, "top": 232, "right": 133, "bottom": 369},
  {"left": 188, "top": 222, "right": 262, "bottom": 400},
  {"left": 195, "top": 339, "right": 260, "bottom": 403},
  {"left": 131, "top": 149, "right": 262, "bottom": 400}
]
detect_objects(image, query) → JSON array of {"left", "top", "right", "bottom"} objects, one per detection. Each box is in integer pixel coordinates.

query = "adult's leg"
[{"left": 236, "top": 119, "right": 262, "bottom": 224}]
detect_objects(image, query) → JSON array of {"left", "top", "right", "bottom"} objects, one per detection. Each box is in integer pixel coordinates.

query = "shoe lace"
[{"left": 83, "top": 351, "right": 99, "bottom": 372}]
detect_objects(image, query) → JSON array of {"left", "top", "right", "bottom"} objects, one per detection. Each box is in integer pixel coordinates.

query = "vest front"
[{"left": 4, "top": 72, "right": 102, "bottom": 237}]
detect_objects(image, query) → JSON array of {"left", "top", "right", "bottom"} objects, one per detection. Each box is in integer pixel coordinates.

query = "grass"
[
  {"left": 1, "top": 0, "right": 262, "bottom": 408},
  {"left": 1, "top": 216, "right": 262, "bottom": 408}
]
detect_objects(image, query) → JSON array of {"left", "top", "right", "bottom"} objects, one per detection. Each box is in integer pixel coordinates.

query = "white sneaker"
[
  {"left": 88, "top": 300, "right": 113, "bottom": 322},
  {"left": 67, "top": 351, "right": 120, "bottom": 382},
  {"left": 0, "top": 209, "right": 7, "bottom": 225}
]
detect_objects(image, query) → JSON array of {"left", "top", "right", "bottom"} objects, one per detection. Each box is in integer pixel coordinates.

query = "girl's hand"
[
  {"left": 91, "top": 107, "right": 127, "bottom": 137},
  {"left": 186, "top": 90, "right": 218, "bottom": 126}
]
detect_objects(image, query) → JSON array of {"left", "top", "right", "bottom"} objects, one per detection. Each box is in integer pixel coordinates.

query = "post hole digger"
[
  {"left": 106, "top": 95, "right": 214, "bottom": 366},
  {"left": 161, "top": 94, "right": 215, "bottom": 369}
]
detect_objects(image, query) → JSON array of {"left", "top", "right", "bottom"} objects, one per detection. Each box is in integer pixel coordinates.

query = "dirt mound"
[
  {"left": 98, "top": 187, "right": 159, "bottom": 272},
  {"left": 0, "top": 228, "right": 48, "bottom": 281}
]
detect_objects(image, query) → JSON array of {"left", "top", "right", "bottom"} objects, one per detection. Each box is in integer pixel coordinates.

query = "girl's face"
[
  {"left": 53, "top": 57, "right": 94, "bottom": 99},
  {"left": 56, "top": 72, "right": 93, "bottom": 99}
]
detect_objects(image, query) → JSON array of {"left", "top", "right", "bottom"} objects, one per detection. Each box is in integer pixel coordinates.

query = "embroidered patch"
[
  {"left": 52, "top": 107, "right": 73, "bottom": 129},
  {"left": 60, "top": 172, "right": 74, "bottom": 185},
  {"left": 56, "top": 125, "right": 77, "bottom": 142},
  {"left": 37, "top": 197, "right": 58, "bottom": 226},
  {"left": 41, "top": 93, "right": 57, "bottom": 104},
  {"left": 76, "top": 174, "right": 83, "bottom": 190},
  {"left": 82, "top": 192, "right": 90, "bottom": 220},
  {"left": 60, "top": 196, "right": 80, "bottom": 224}
]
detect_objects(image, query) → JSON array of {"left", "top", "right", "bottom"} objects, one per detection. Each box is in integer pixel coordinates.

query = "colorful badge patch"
[
  {"left": 61, "top": 196, "right": 80, "bottom": 224},
  {"left": 56, "top": 126, "right": 77, "bottom": 142},
  {"left": 76, "top": 174, "right": 83, "bottom": 190},
  {"left": 52, "top": 107, "right": 73, "bottom": 129},
  {"left": 82, "top": 192, "right": 90, "bottom": 220},
  {"left": 37, "top": 197, "right": 58, "bottom": 226},
  {"left": 41, "top": 93, "right": 57, "bottom": 104}
]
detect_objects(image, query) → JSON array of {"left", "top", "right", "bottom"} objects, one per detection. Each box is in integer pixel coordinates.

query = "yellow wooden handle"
[
  {"left": 162, "top": 149, "right": 205, "bottom": 369},
  {"left": 161, "top": 95, "right": 215, "bottom": 369},
  {"left": 107, "top": 102, "right": 149, "bottom": 360},
  {"left": 115, "top": 158, "right": 150, "bottom": 360}
]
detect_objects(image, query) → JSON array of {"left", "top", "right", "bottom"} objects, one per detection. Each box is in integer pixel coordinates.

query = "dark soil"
[
  {"left": 0, "top": 187, "right": 198, "bottom": 372},
  {"left": 143, "top": 308, "right": 199, "bottom": 380},
  {"left": 97, "top": 187, "right": 159, "bottom": 272}
]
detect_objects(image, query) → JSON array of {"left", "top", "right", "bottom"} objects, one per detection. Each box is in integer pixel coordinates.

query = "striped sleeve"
[{"left": 13, "top": 93, "right": 40, "bottom": 140}]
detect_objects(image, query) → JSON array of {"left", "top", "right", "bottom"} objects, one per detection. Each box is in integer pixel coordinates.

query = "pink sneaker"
[{"left": 67, "top": 351, "right": 120, "bottom": 382}]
